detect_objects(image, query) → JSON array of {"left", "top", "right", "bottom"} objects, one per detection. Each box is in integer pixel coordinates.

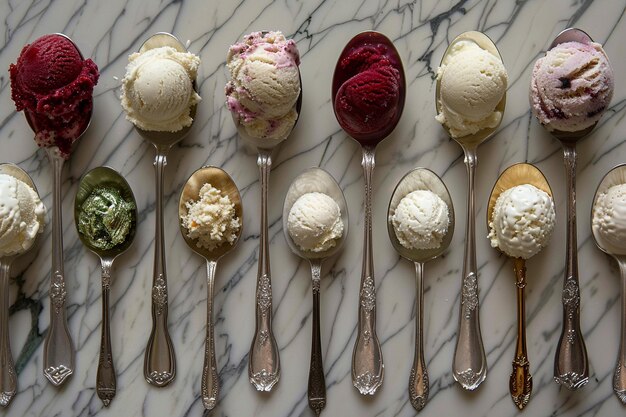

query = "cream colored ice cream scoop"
[
  {"left": 287, "top": 192, "right": 344, "bottom": 253},
  {"left": 487, "top": 162, "right": 554, "bottom": 410}
]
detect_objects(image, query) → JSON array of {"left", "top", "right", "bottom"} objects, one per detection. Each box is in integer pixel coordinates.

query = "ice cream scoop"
[
  {"left": 387, "top": 168, "right": 454, "bottom": 411},
  {"left": 332, "top": 31, "right": 405, "bottom": 396},
  {"left": 436, "top": 31, "right": 505, "bottom": 391},
  {"left": 591, "top": 164, "right": 626, "bottom": 404},
  {"left": 487, "top": 163, "right": 554, "bottom": 409},
  {"left": 283, "top": 168, "right": 348, "bottom": 416},
  {"left": 0, "top": 164, "right": 45, "bottom": 407},
  {"left": 532, "top": 28, "right": 604, "bottom": 391},
  {"left": 11, "top": 33, "right": 98, "bottom": 387},
  {"left": 74, "top": 167, "right": 136, "bottom": 407},
  {"left": 225, "top": 30, "right": 302, "bottom": 392},
  {"left": 179, "top": 166, "right": 243, "bottom": 410}
]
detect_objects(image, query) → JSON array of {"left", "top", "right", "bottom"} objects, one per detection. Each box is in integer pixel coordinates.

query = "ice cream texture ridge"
[
  {"left": 121, "top": 46, "right": 201, "bottom": 132},
  {"left": 530, "top": 40, "right": 614, "bottom": 132},
  {"left": 77, "top": 186, "right": 135, "bottom": 251},
  {"left": 435, "top": 40, "right": 508, "bottom": 139},
  {"left": 390, "top": 190, "right": 450, "bottom": 250},
  {"left": 287, "top": 192, "right": 344, "bottom": 253},
  {"left": 0, "top": 174, "right": 46, "bottom": 257},
  {"left": 225, "top": 31, "right": 301, "bottom": 142},
  {"left": 489, "top": 184, "right": 555, "bottom": 259},
  {"left": 9, "top": 34, "right": 99, "bottom": 158},
  {"left": 333, "top": 42, "right": 402, "bottom": 140},
  {"left": 181, "top": 183, "right": 241, "bottom": 251},
  {"left": 592, "top": 183, "right": 626, "bottom": 255}
]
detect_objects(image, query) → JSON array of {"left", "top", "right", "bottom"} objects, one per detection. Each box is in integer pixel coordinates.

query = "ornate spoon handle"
[
  {"left": 613, "top": 258, "right": 626, "bottom": 403},
  {"left": 554, "top": 143, "right": 588, "bottom": 390},
  {"left": 43, "top": 150, "right": 74, "bottom": 386},
  {"left": 97, "top": 259, "right": 116, "bottom": 406},
  {"left": 248, "top": 150, "right": 280, "bottom": 391},
  {"left": 145, "top": 150, "right": 176, "bottom": 387},
  {"left": 0, "top": 259, "right": 17, "bottom": 406},
  {"left": 308, "top": 261, "right": 326, "bottom": 416},
  {"left": 352, "top": 147, "right": 383, "bottom": 396},
  {"left": 452, "top": 147, "right": 486, "bottom": 390},
  {"left": 510, "top": 259, "right": 532, "bottom": 409},
  {"left": 202, "top": 260, "right": 219, "bottom": 409},
  {"left": 409, "top": 262, "right": 428, "bottom": 411}
]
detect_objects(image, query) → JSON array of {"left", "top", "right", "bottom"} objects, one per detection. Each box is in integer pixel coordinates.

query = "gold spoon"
[
  {"left": 487, "top": 163, "right": 553, "bottom": 409},
  {"left": 179, "top": 167, "right": 243, "bottom": 410}
]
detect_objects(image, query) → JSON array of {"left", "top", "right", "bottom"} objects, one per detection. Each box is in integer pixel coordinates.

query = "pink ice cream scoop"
[{"left": 530, "top": 40, "right": 613, "bottom": 132}]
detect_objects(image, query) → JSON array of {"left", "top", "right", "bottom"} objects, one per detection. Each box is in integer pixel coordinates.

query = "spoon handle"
[
  {"left": 0, "top": 260, "right": 16, "bottom": 406},
  {"left": 554, "top": 144, "right": 588, "bottom": 390},
  {"left": 145, "top": 152, "right": 176, "bottom": 387},
  {"left": 248, "top": 151, "right": 280, "bottom": 392},
  {"left": 409, "top": 262, "right": 428, "bottom": 411},
  {"left": 510, "top": 258, "right": 532, "bottom": 409},
  {"left": 308, "top": 261, "right": 326, "bottom": 416},
  {"left": 613, "top": 258, "right": 626, "bottom": 403},
  {"left": 452, "top": 148, "right": 487, "bottom": 390},
  {"left": 202, "top": 260, "right": 219, "bottom": 410},
  {"left": 43, "top": 151, "right": 75, "bottom": 386},
  {"left": 352, "top": 147, "right": 384, "bottom": 396},
  {"left": 97, "top": 259, "right": 116, "bottom": 407}
]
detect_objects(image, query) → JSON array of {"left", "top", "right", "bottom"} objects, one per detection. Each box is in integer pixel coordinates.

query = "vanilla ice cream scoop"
[
  {"left": 287, "top": 192, "right": 343, "bottom": 253},
  {"left": 489, "top": 184, "right": 555, "bottom": 259},
  {"left": 121, "top": 46, "right": 201, "bottom": 132},
  {"left": 390, "top": 190, "right": 450, "bottom": 250},
  {"left": 436, "top": 40, "right": 508, "bottom": 138},
  {"left": 592, "top": 184, "right": 626, "bottom": 255},
  {"left": 0, "top": 174, "right": 46, "bottom": 256}
]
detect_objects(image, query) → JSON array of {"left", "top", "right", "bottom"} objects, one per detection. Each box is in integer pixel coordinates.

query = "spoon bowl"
[
  {"left": 387, "top": 167, "right": 453, "bottom": 411},
  {"left": 178, "top": 166, "right": 242, "bottom": 410},
  {"left": 591, "top": 163, "right": 626, "bottom": 403},
  {"left": 282, "top": 167, "right": 348, "bottom": 416},
  {"left": 435, "top": 31, "right": 506, "bottom": 147},
  {"left": 0, "top": 164, "right": 44, "bottom": 406},
  {"left": 487, "top": 163, "right": 552, "bottom": 409},
  {"left": 74, "top": 166, "right": 137, "bottom": 407}
]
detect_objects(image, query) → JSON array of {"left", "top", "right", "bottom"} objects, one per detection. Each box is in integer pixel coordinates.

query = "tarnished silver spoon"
[
  {"left": 74, "top": 167, "right": 137, "bottom": 407},
  {"left": 178, "top": 166, "right": 243, "bottom": 410}
]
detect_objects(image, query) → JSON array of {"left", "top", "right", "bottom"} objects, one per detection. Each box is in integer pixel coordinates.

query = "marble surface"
[{"left": 1, "top": 0, "right": 626, "bottom": 415}]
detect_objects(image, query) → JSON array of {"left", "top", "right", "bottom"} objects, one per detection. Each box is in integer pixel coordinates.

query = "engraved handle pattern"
[
  {"left": 614, "top": 258, "right": 626, "bottom": 403},
  {"left": 145, "top": 151, "right": 176, "bottom": 387},
  {"left": 43, "top": 150, "right": 74, "bottom": 386},
  {"left": 202, "top": 260, "right": 219, "bottom": 410},
  {"left": 452, "top": 147, "right": 486, "bottom": 390},
  {"left": 308, "top": 261, "right": 326, "bottom": 416},
  {"left": 409, "top": 262, "right": 428, "bottom": 411},
  {"left": 510, "top": 259, "right": 532, "bottom": 410},
  {"left": 248, "top": 151, "right": 280, "bottom": 391},
  {"left": 0, "top": 260, "right": 16, "bottom": 406},
  {"left": 97, "top": 259, "right": 116, "bottom": 407},
  {"left": 554, "top": 144, "right": 588, "bottom": 390},
  {"left": 352, "top": 147, "right": 384, "bottom": 396}
]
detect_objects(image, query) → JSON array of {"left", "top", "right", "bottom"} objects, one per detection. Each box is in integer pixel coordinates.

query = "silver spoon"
[
  {"left": 74, "top": 167, "right": 137, "bottom": 407},
  {"left": 230, "top": 44, "right": 302, "bottom": 393},
  {"left": 332, "top": 31, "right": 406, "bottom": 396},
  {"left": 0, "top": 164, "right": 45, "bottom": 406},
  {"left": 282, "top": 168, "right": 349, "bottom": 416},
  {"left": 178, "top": 166, "right": 243, "bottom": 410},
  {"left": 487, "top": 163, "right": 553, "bottom": 409},
  {"left": 590, "top": 163, "right": 626, "bottom": 403},
  {"left": 133, "top": 32, "right": 198, "bottom": 387},
  {"left": 22, "top": 33, "right": 93, "bottom": 386},
  {"left": 436, "top": 31, "right": 506, "bottom": 390},
  {"left": 540, "top": 28, "right": 597, "bottom": 390},
  {"left": 387, "top": 168, "right": 454, "bottom": 411}
]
